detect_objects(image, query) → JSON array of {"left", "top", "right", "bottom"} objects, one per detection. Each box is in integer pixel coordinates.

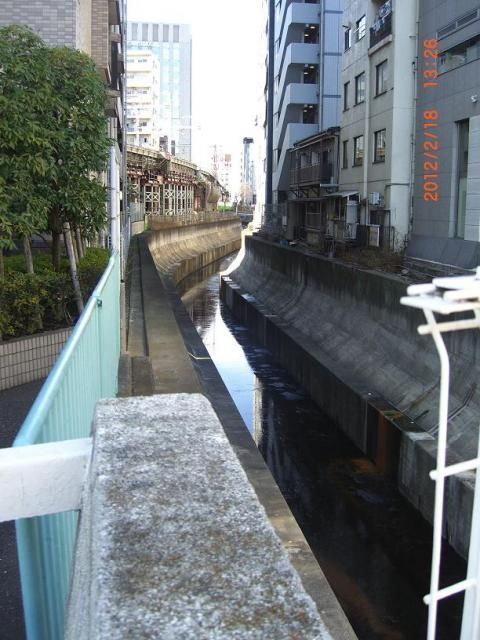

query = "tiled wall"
[
  {"left": 0, "top": 329, "right": 72, "bottom": 391},
  {"left": 0, "top": 0, "right": 76, "bottom": 48}
]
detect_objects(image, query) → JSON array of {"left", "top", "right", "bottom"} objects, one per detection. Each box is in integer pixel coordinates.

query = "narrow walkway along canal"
[{"left": 180, "top": 256, "right": 466, "bottom": 640}]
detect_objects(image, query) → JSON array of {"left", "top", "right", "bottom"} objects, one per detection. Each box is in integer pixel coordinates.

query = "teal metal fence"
[{"left": 14, "top": 252, "right": 121, "bottom": 640}]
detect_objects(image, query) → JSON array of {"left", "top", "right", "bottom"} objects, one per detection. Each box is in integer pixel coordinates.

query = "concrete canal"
[{"left": 180, "top": 255, "right": 465, "bottom": 640}]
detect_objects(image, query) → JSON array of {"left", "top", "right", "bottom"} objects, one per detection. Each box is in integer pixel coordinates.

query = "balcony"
[
  {"left": 290, "top": 162, "right": 333, "bottom": 186},
  {"left": 370, "top": 0, "right": 392, "bottom": 49}
]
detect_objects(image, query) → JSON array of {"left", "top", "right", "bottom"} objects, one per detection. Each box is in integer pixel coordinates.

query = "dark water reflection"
[{"left": 181, "top": 256, "right": 465, "bottom": 640}]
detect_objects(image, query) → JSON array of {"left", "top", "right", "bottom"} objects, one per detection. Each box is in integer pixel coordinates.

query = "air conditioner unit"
[{"left": 369, "top": 192, "right": 382, "bottom": 206}]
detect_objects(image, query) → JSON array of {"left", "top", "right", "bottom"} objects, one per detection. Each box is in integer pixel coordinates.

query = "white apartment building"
[
  {"left": 268, "top": 0, "right": 343, "bottom": 207},
  {"left": 339, "top": 0, "right": 417, "bottom": 249},
  {"left": 208, "top": 145, "right": 234, "bottom": 201},
  {"left": 126, "top": 50, "right": 161, "bottom": 150}
]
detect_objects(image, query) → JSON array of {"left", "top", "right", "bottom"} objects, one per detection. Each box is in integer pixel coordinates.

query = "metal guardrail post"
[{"left": 401, "top": 271, "right": 480, "bottom": 640}]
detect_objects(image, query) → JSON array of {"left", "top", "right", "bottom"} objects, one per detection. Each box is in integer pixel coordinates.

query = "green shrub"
[
  {"left": 78, "top": 247, "right": 109, "bottom": 299},
  {"left": 4, "top": 252, "right": 69, "bottom": 274},
  {"left": 0, "top": 273, "right": 46, "bottom": 337},
  {"left": 0, "top": 247, "right": 109, "bottom": 339}
]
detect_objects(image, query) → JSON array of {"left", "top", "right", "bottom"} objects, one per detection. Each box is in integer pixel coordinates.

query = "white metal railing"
[{"left": 401, "top": 268, "right": 480, "bottom": 640}]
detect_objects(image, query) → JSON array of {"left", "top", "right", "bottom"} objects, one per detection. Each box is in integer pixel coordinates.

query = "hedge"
[{"left": 0, "top": 248, "right": 109, "bottom": 339}]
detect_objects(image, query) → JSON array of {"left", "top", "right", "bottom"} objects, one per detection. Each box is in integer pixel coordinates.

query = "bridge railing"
[{"left": 13, "top": 252, "right": 121, "bottom": 640}]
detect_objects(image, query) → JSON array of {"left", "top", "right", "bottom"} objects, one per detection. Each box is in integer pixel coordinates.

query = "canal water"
[{"left": 180, "top": 256, "right": 465, "bottom": 640}]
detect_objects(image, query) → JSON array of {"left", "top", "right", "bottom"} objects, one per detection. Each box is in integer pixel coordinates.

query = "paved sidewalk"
[{"left": 0, "top": 379, "right": 44, "bottom": 640}]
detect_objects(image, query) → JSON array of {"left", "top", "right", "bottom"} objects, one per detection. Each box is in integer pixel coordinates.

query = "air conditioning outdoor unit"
[{"left": 368, "top": 191, "right": 381, "bottom": 206}]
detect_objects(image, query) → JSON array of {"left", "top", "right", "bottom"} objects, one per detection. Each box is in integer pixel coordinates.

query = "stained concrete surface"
[
  {"left": 66, "top": 394, "right": 347, "bottom": 640},
  {"left": 0, "top": 378, "right": 43, "bottom": 640}
]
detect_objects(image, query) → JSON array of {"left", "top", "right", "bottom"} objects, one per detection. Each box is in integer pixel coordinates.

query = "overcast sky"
[{"left": 127, "top": 0, "right": 264, "bottom": 174}]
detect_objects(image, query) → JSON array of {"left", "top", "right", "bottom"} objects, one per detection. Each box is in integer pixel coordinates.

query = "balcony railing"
[
  {"left": 370, "top": 1, "right": 392, "bottom": 48},
  {"left": 289, "top": 162, "right": 334, "bottom": 186}
]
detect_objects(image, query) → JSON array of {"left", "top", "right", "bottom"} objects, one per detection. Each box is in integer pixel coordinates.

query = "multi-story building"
[
  {"left": 265, "top": 0, "right": 343, "bottom": 221},
  {"left": 338, "top": 0, "right": 417, "bottom": 251},
  {"left": 208, "top": 145, "right": 234, "bottom": 202},
  {"left": 127, "top": 22, "right": 192, "bottom": 161},
  {"left": 126, "top": 50, "right": 161, "bottom": 150},
  {"left": 408, "top": 2, "right": 480, "bottom": 269}
]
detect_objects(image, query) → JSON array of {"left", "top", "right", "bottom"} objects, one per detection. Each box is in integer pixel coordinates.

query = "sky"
[{"left": 127, "top": 0, "right": 265, "bottom": 177}]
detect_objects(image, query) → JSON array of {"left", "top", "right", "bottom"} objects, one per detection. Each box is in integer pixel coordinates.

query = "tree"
[
  {"left": 0, "top": 25, "right": 55, "bottom": 273},
  {"left": 0, "top": 26, "right": 111, "bottom": 314},
  {"left": 44, "top": 46, "right": 110, "bottom": 274}
]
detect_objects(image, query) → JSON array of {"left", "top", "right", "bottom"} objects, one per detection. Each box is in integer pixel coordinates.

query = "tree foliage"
[
  {"left": 0, "top": 26, "right": 54, "bottom": 249},
  {"left": 0, "top": 25, "right": 110, "bottom": 266}
]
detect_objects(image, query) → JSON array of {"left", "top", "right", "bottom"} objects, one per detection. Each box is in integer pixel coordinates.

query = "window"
[
  {"left": 342, "top": 140, "right": 348, "bottom": 169},
  {"left": 173, "top": 25, "right": 180, "bottom": 42},
  {"left": 356, "top": 15, "right": 366, "bottom": 41},
  {"left": 374, "top": 129, "right": 386, "bottom": 163},
  {"left": 153, "top": 24, "right": 159, "bottom": 41},
  {"left": 344, "top": 27, "right": 352, "bottom": 50},
  {"left": 456, "top": 120, "right": 470, "bottom": 238},
  {"left": 353, "top": 135, "right": 364, "bottom": 166},
  {"left": 302, "top": 105, "right": 317, "bottom": 124},
  {"left": 131, "top": 23, "right": 138, "bottom": 40},
  {"left": 142, "top": 23, "right": 148, "bottom": 40},
  {"left": 376, "top": 60, "right": 388, "bottom": 95},
  {"left": 163, "top": 25, "right": 169, "bottom": 41},
  {"left": 355, "top": 72, "right": 365, "bottom": 104},
  {"left": 439, "top": 35, "right": 480, "bottom": 74},
  {"left": 343, "top": 82, "right": 349, "bottom": 110}
]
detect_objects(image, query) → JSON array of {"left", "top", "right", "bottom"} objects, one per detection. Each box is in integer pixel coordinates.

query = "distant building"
[
  {"left": 208, "top": 145, "right": 233, "bottom": 201},
  {"left": 126, "top": 50, "right": 161, "bottom": 150},
  {"left": 127, "top": 22, "right": 192, "bottom": 161},
  {"left": 408, "top": 2, "right": 480, "bottom": 269},
  {"left": 338, "top": 0, "right": 417, "bottom": 251}
]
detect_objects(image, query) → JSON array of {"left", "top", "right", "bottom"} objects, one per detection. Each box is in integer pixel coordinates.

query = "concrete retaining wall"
[
  {"left": 222, "top": 236, "right": 479, "bottom": 558},
  {"left": 0, "top": 328, "right": 72, "bottom": 391},
  {"left": 147, "top": 217, "right": 241, "bottom": 284}
]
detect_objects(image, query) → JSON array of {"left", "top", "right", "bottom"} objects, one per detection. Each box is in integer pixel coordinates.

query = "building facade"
[
  {"left": 126, "top": 22, "right": 192, "bottom": 161},
  {"left": 126, "top": 50, "right": 161, "bottom": 150},
  {"left": 265, "top": 0, "right": 343, "bottom": 215},
  {"left": 208, "top": 145, "right": 234, "bottom": 202},
  {"left": 408, "top": 1, "right": 480, "bottom": 268},
  {"left": 338, "top": 0, "right": 417, "bottom": 251}
]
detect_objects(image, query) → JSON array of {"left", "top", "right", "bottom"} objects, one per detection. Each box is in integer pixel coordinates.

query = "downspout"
[
  {"left": 318, "top": 1, "right": 325, "bottom": 131},
  {"left": 110, "top": 135, "right": 120, "bottom": 254},
  {"left": 408, "top": 0, "right": 420, "bottom": 246},
  {"left": 266, "top": 0, "right": 275, "bottom": 208}
]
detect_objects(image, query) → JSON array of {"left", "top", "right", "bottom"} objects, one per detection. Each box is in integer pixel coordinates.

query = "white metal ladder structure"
[{"left": 401, "top": 269, "right": 480, "bottom": 640}]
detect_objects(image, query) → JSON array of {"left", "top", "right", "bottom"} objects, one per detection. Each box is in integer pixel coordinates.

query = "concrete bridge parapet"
[{"left": 65, "top": 394, "right": 355, "bottom": 639}]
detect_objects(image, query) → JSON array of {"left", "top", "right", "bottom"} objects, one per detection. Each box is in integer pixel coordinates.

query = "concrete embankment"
[
  {"left": 147, "top": 215, "right": 241, "bottom": 284},
  {"left": 221, "top": 235, "right": 479, "bottom": 559}
]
